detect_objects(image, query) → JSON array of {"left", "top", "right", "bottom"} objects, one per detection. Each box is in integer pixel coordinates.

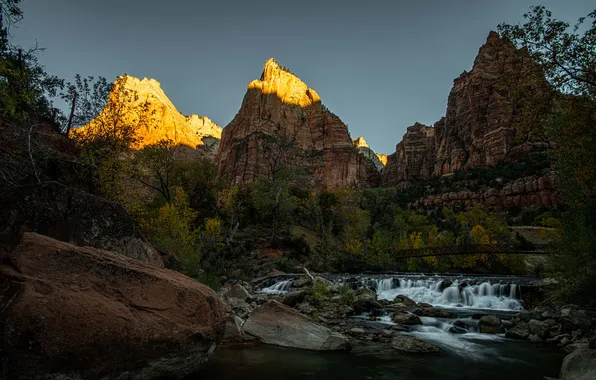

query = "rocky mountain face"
[
  {"left": 215, "top": 59, "right": 380, "bottom": 188},
  {"left": 382, "top": 123, "right": 436, "bottom": 187},
  {"left": 74, "top": 75, "right": 222, "bottom": 158},
  {"left": 382, "top": 32, "right": 554, "bottom": 208},
  {"left": 353, "top": 136, "right": 386, "bottom": 170}
]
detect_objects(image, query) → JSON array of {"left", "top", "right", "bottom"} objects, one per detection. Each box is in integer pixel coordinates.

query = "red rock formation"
[
  {"left": 433, "top": 31, "right": 536, "bottom": 176},
  {"left": 381, "top": 32, "right": 554, "bottom": 208},
  {"left": 413, "top": 173, "right": 557, "bottom": 210},
  {"left": 216, "top": 59, "right": 380, "bottom": 188},
  {"left": 382, "top": 123, "right": 436, "bottom": 186},
  {"left": 0, "top": 232, "right": 227, "bottom": 379}
]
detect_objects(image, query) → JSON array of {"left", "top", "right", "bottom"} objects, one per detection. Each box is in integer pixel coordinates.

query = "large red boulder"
[{"left": 0, "top": 233, "right": 227, "bottom": 379}]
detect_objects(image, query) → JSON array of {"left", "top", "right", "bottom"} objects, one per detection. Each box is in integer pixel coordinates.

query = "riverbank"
[{"left": 207, "top": 271, "right": 595, "bottom": 380}]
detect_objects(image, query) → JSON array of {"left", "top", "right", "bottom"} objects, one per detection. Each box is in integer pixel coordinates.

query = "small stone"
[
  {"left": 528, "top": 333, "right": 543, "bottom": 343},
  {"left": 478, "top": 315, "right": 505, "bottom": 334}
]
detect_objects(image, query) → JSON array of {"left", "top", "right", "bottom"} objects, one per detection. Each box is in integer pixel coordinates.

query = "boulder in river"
[
  {"left": 392, "top": 311, "right": 422, "bottom": 325},
  {"left": 414, "top": 308, "right": 457, "bottom": 319},
  {"left": 0, "top": 232, "right": 227, "bottom": 379},
  {"left": 478, "top": 315, "right": 505, "bottom": 334},
  {"left": 528, "top": 319, "right": 551, "bottom": 339},
  {"left": 352, "top": 288, "right": 381, "bottom": 313},
  {"left": 391, "top": 336, "right": 440, "bottom": 353},
  {"left": 558, "top": 349, "right": 596, "bottom": 380},
  {"left": 393, "top": 294, "right": 417, "bottom": 307},
  {"left": 506, "top": 322, "right": 530, "bottom": 339},
  {"left": 282, "top": 289, "right": 311, "bottom": 307},
  {"left": 243, "top": 300, "right": 351, "bottom": 351}
]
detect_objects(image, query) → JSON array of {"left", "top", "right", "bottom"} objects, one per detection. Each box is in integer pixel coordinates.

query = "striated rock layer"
[
  {"left": 0, "top": 232, "right": 227, "bottom": 379},
  {"left": 382, "top": 122, "right": 436, "bottom": 187},
  {"left": 74, "top": 75, "right": 222, "bottom": 158},
  {"left": 216, "top": 59, "right": 380, "bottom": 188},
  {"left": 382, "top": 32, "right": 553, "bottom": 207}
]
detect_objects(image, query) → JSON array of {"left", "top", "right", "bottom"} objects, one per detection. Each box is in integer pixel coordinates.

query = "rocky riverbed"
[{"left": 209, "top": 272, "right": 596, "bottom": 380}]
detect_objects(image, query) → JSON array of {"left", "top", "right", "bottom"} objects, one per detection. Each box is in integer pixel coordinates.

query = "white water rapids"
[
  {"left": 374, "top": 277, "right": 523, "bottom": 311},
  {"left": 259, "top": 275, "right": 529, "bottom": 360}
]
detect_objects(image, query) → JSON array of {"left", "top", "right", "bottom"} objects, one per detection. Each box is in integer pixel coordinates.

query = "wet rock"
[
  {"left": 352, "top": 288, "right": 381, "bottom": 313},
  {"left": 349, "top": 327, "right": 365, "bottom": 335},
  {"left": 228, "top": 283, "right": 252, "bottom": 301},
  {"left": 417, "top": 302, "right": 433, "bottom": 308},
  {"left": 528, "top": 319, "right": 551, "bottom": 339},
  {"left": 282, "top": 289, "right": 311, "bottom": 307},
  {"left": 517, "top": 311, "right": 534, "bottom": 322},
  {"left": 414, "top": 308, "right": 457, "bottom": 319},
  {"left": 227, "top": 297, "right": 254, "bottom": 319},
  {"left": 391, "top": 336, "right": 440, "bottom": 353},
  {"left": 223, "top": 315, "right": 247, "bottom": 343},
  {"left": 392, "top": 311, "right": 422, "bottom": 325},
  {"left": 449, "top": 324, "right": 468, "bottom": 334},
  {"left": 0, "top": 233, "right": 226, "bottom": 379},
  {"left": 560, "top": 309, "right": 591, "bottom": 331},
  {"left": 564, "top": 341, "right": 591, "bottom": 354},
  {"left": 391, "top": 325, "right": 410, "bottom": 332},
  {"left": 387, "top": 302, "right": 409, "bottom": 309},
  {"left": 478, "top": 315, "right": 505, "bottom": 334},
  {"left": 291, "top": 277, "right": 312, "bottom": 288},
  {"left": 528, "top": 334, "right": 543, "bottom": 343},
  {"left": 558, "top": 349, "right": 596, "bottom": 380},
  {"left": 506, "top": 322, "right": 530, "bottom": 339},
  {"left": 243, "top": 301, "right": 351, "bottom": 351},
  {"left": 297, "top": 302, "right": 316, "bottom": 315},
  {"left": 393, "top": 295, "right": 417, "bottom": 307},
  {"left": 472, "top": 313, "right": 489, "bottom": 320}
]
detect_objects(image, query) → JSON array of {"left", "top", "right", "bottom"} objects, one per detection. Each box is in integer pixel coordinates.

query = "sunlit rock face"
[
  {"left": 353, "top": 136, "right": 386, "bottom": 170},
  {"left": 216, "top": 58, "right": 380, "bottom": 188},
  {"left": 382, "top": 123, "right": 436, "bottom": 186},
  {"left": 74, "top": 75, "right": 222, "bottom": 158}
]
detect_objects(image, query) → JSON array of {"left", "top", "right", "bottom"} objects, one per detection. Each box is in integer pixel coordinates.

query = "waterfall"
[
  {"left": 260, "top": 275, "right": 524, "bottom": 311},
  {"left": 261, "top": 279, "right": 293, "bottom": 294},
  {"left": 373, "top": 277, "right": 523, "bottom": 310}
]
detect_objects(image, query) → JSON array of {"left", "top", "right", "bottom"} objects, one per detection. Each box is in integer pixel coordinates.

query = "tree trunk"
[{"left": 65, "top": 93, "right": 77, "bottom": 137}]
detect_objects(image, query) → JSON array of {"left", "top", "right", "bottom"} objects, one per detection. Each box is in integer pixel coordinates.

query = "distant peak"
[
  {"left": 248, "top": 58, "right": 321, "bottom": 107},
  {"left": 487, "top": 30, "right": 500, "bottom": 42},
  {"left": 353, "top": 136, "right": 370, "bottom": 149}
]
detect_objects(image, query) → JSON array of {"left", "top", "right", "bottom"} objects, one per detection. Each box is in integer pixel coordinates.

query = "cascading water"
[
  {"left": 260, "top": 275, "right": 524, "bottom": 311},
  {"left": 261, "top": 279, "right": 293, "bottom": 294},
  {"left": 374, "top": 277, "right": 523, "bottom": 311}
]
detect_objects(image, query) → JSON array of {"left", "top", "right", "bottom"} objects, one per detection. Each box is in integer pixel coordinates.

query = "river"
[{"left": 195, "top": 273, "right": 564, "bottom": 380}]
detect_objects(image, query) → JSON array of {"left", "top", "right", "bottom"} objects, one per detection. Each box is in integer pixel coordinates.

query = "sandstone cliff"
[
  {"left": 433, "top": 31, "right": 532, "bottom": 176},
  {"left": 74, "top": 75, "right": 222, "bottom": 158},
  {"left": 381, "top": 32, "right": 552, "bottom": 207},
  {"left": 216, "top": 58, "right": 380, "bottom": 188},
  {"left": 382, "top": 123, "right": 436, "bottom": 186}
]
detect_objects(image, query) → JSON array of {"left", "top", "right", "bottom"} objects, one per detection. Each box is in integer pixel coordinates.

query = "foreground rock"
[
  {"left": 391, "top": 336, "right": 440, "bottom": 353},
  {"left": 556, "top": 349, "right": 596, "bottom": 380},
  {"left": 243, "top": 300, "right": 351, "bottom": 351},
  {"left": 0, "top": 233, "right": 227, "bottom": 379},
  {"left": 0, "top": 182, "right": 164, "bottom": 267}
]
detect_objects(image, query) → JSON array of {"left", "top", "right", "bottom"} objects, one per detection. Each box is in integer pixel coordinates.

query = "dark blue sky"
[{"left": 13, "top": 0, "right": 594, "bottom": 154}]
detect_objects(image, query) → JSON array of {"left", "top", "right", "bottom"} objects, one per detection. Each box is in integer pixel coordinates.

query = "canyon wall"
[
  {"left": 381, "top": 32, "right": 554, "bottom": 208},
  {"left": 216, "top": 59, "right": 380, "bottom": 188}
]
